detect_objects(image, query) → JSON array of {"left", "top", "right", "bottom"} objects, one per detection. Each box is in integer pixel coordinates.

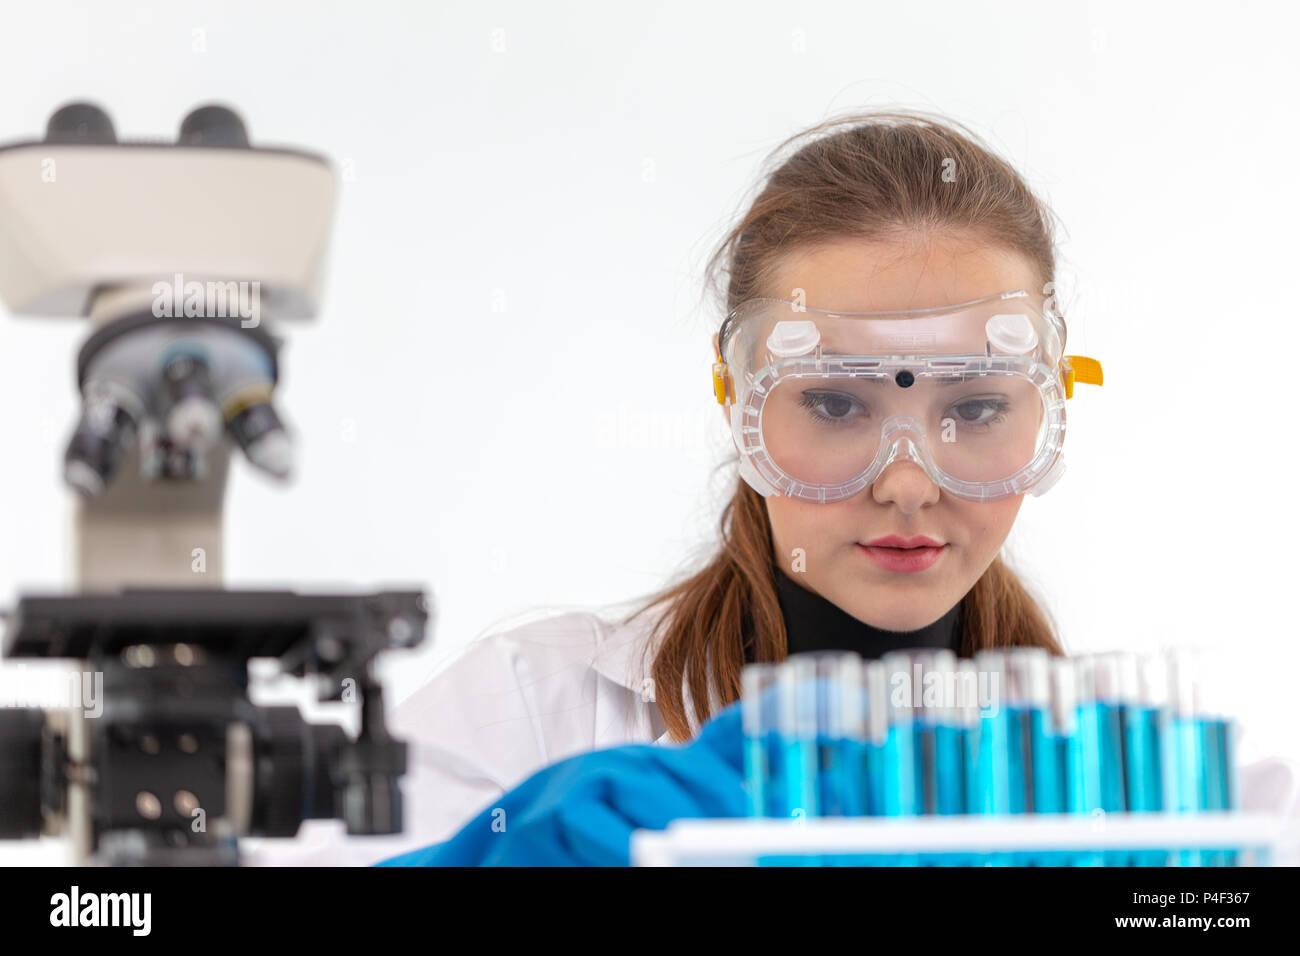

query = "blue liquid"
[
  {"left": 1099, "top": 702, "right": 1129, "bottom": 865},
  {"left": 1218, "top": 718, "right": 1240, "bottom": 866},
  {"left": 742, "top": 733, "right": 768, "bottom": 818},
  {"left": 972, "top": 708, "right": 1012, "bottom": 866},
  {"left": 746, "top": 730, "right": 818, "bottom": 866},
  {"left": 1200, "top": 717, "right": 1238, "bottom": 866},
  {"left": 933, "top": 724, "right": 966, "bottom": 815},
  {"left": 960, "top": 725, "right": 981, "bottom": 818},
  {"left": 864, "top": 739, "right": 888, "bottom": 817},
  {"left": 835, "top": 738, "right": 893, "bottom": 866},
  {"left": 1016, "top": 706, "right": 1066, "bottom": 865},
  {"left": 821, "top": 734, "right": 867, "bottom": 866},
  {"left": 914, "top": 721, "right": 966, "bottom": 864},
  {"left": 1007, "top": 707, "right": 1046, "bottom": 865},
  {"left": 782, "top": 736, "right": 818, "bottom": 819},
  {"left": 769, "top": 735, "right": 819, "bottom": 865},
  {"left": 1170, "top": 716, "right": 1203, "bottom": 867},
  {"left": 1073, "top": 702, "right": 1118, "bottom": 866},
  {"left": 935, "top": 723, "right": 968, "bottom": 864},
  {"left": 881, "top": 721, "right": 919, "bottom": 866},
  {"left": 1125, "top": 706, "right": 1171, "bottom": 866},
  {"left": 744, "top": 701, "right": 1242, "bottom": 868}
]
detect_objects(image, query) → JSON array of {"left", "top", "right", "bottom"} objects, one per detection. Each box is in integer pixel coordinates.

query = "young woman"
[{"left": 252, "top": 109, "right": 1296, "bottom": 867}]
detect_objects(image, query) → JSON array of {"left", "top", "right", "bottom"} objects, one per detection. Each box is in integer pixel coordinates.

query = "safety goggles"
[{"left": 712, "top": 290, "right": 1103, "bottom": 503}]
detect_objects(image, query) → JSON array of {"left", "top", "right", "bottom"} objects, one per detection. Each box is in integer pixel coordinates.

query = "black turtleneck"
[{"left": 771, "top": 563, "right": 964, "bottom": 659}]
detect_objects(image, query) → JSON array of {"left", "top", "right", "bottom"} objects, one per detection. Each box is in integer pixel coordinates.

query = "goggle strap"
[
  {"left": 1060, "top": 355, "right": 1104, "bottom": 399},
  {"left": 712, "top": 350, "right": 734, "bottom": 404}
]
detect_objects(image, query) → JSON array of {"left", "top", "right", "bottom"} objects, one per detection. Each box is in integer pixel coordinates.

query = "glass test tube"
[
  {"left": 1076, "top": 654, "right": 1129, "bottom": 866},
  {"left": 741, "top": 663, "right": 779, "bottom": 819},
  {"left": 879, "top": 651, "right": 923, "bottom": 866},
  {"left": 1190, "top": 651, "right": 1239, "bottom": 866},
  {"left": 1049, "top": 657, "right": 1101, "bottom": 866},
  {"left": 807, "top": 651, "right": 867, "bottom": 820},
  {"left": 970, "top": 650, "right": 1011, "bottom": 815},
  {"left": 777, "top": 655, "right": 819, "bottom": 822},
  {"left": 862, "top": 659, "right": 890, "bottom": 819},
  {"left": 1167, "top": 648, "right": 1205, "bottom": 867},
  {"left": 744, "top": 656, "right": 821, "bottom": 866},
  {"left": 898, "top": 649, "right": 962, "bottom": 864},
  {"left": 1132, "top": 653, "right": 1174, "bottom": 866},
  {"left": 970, "top": 650, "right": 1012, "bottom": 866},
  {"left": 952, "top": 658, "right": 983, "bottom": 866},
  {"left": 808, "top": 652, "right": 872, "bottom": 865},
  {"left": 1005, "top": 648, "right": 1051, "bottom": 865}
]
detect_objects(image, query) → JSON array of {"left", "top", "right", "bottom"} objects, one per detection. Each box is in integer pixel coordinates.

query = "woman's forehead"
[{"left": 764, "top": 236, "right": 1041, "bottom": 313}]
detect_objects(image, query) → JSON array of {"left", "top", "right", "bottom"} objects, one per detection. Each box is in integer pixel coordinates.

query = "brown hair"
[{"left": 622, "top": 109, "right": 1065, "bottom": 743}]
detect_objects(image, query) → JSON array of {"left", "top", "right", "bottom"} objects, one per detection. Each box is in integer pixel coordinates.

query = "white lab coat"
[{"left": 243, "top": 604, "right": 1300, "bottom": 866}]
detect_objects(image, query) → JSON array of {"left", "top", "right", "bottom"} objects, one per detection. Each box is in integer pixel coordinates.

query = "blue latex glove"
[{"left": 376, "top": 699, "right": 745, "bottom": 866}]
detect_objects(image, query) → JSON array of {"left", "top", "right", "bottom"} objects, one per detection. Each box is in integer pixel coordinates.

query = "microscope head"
[
  {"left": 0, "top": 102, "right": 337, "bottom": 319},
  {"left": 0, "top": 103, "right": 338, "bottom": 490},
  {"left": 0, "top": 103, "right": 339, "bottom": 587}
]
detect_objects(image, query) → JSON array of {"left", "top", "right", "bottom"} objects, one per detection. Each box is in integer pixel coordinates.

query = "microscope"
[{"left": 0, "top": 103, "right": 429, "bottom": 865}]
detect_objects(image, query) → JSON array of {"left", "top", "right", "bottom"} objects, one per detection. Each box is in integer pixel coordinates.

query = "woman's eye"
[
  {"left": 950, "top": 398, "right": 1010, "bottom": 426},
  {"left": 798, "top": 391, "right": 864, "bottom": 423}
]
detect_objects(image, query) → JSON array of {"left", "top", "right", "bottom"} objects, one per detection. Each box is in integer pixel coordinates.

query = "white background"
[{"left": 0, "top": 0, "right": 1297, "bottom": 863}]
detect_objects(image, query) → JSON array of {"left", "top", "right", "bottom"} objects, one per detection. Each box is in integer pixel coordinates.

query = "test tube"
[
  {"left": 1044, "top": 658, "right": 1077, "bottom": 814},
  {"left": 971, "top": 650, "right": 1016, "bottom": 866},
  {"left": 879, "top": 651, "right": 922, "bottom": 866},
  {"left": 806, "top": 652, "right": 871, "bottom": 866},
  {"left": 807, "top": 652, "right": 867, "bottom": 819},
  {"left": 1005, "top": 648, "right": 1051, "bottom": 864},
  {"left": 777, "top": 655, "right": 819, "bottom": 822},
  {"left": 1191, "top": 652, "right": 1239, "bottom": 866},
  {"left": 885, "top": 650, "right": 961, "bottom": 815},
  {"left": 1049, "top": 657, "right": 1102, "bottom": 866},
  {"left": 1132, "top": 653, "right": 1174, "bottom": 866},
  {"left": 970, "top": 650, "right": 1011, "bottom": 817},
  {"left": 1077, "top": 654, "right": 1130, "bottom": 866},
  {"left": 924, "top": 650, "right": 964, "bottom": 818},
  {"left": 741, "top": 663, "right": 779, "bottom": 819},
  {"left": 952, "top": 658, "right": 983, "bottom": 865},
  {"left": 861, "top": 659, "right": 890, "bottom": 819},
  {"left": 743, "top": 657, "right": 820, "bottom": 866},
  {"left": 902, "top": 649, "right": 963, "bottom": 864},
  {"left": 1005, "top": 649, "right": 1050, "bottom": 812},
  {"left": 1107, "top": 652, "right": 1150, "bottom": 866},
  {"left": 1167, "top": 648, "right": 1204, "bottom": 867}
]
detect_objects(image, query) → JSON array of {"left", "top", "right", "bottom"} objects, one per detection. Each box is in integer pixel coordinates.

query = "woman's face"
[{"left": 744, "top": 234, "right": 1041, "bottom": 630}]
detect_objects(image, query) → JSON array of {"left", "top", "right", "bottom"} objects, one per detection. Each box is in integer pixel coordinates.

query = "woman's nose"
[{"left": 870, "top": 457, "right": 941, "bottom": 511}]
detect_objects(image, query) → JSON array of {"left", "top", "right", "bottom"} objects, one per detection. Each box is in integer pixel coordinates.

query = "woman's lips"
[{"left": 856, "top": 542, "right": 947, "bottom": 573}]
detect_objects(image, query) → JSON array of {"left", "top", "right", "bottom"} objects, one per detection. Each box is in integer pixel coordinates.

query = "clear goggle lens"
[{"left": 762, "top": 370, "right": 1048, "bottom": 486}]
